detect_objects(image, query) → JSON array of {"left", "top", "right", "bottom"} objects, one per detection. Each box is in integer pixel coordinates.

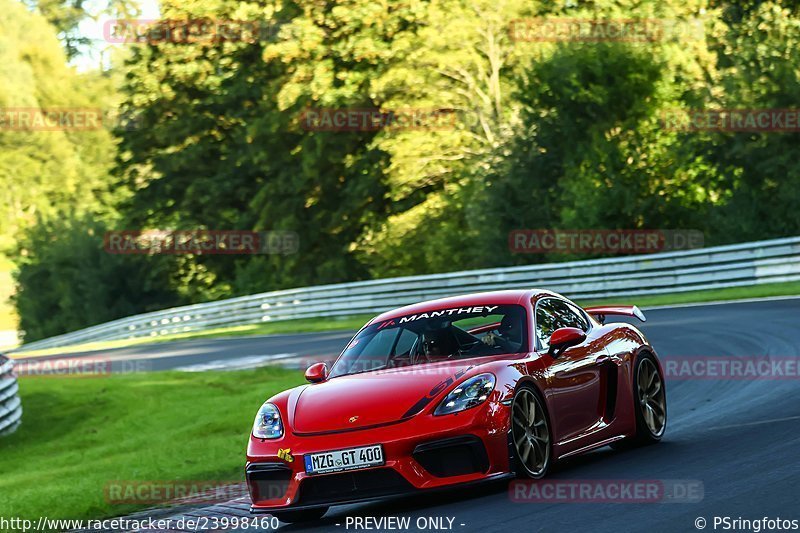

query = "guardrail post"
[{"left": 0, "top": 355, "right": 22, "bottom": 436}]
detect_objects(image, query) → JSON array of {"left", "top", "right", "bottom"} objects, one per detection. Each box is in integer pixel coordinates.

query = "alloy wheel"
[
  {"left": 637, "top": 358, "right": 666, "bottom": 437},
  {"left": 511, "top": 388, "right": 551, "bottom": 477}
]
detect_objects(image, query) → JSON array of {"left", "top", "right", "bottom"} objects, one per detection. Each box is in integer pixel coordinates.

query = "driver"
[
  {"left": 421, "top": 335, "right": 443, "bottom": 358},
  {"left": 420, "top": 327, "right": 459, "bottom": 362},
  {"left": 481, "top": 314, "right": 522, "bottom": 352}
]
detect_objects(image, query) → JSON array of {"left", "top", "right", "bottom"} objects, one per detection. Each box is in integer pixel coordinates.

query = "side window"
[
  {"left": 535, "top": 300, "right": 559, "bottom": 349},
  {"left": 550, "top": 299, "right": 590, "bottom": 332},
  {"left": 535, "top": 298, "right": 589, "bottom": 349},
  {"left": 567, "top": 303, "right": 590, "bottom": 331}
]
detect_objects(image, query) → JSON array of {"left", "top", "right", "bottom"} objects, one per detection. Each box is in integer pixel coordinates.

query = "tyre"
[
  {"left": 612, "top": 352, "right": 667, "bottom": 449},
  {"left": 510, "top": 386, "right": 553, "bottom": 478},
  {"left": 272, "top": 507, "right": 329, "bottom": 523}
]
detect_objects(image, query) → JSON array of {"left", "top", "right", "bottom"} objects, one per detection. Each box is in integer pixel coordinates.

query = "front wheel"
[
  {"left": 272, "top": 507, "right": 328, "bottom": 523},
  {"left": 510, "top": 386, "right": 552, "bottom": 478}
]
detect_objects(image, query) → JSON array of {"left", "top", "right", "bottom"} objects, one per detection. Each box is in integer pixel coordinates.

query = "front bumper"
[{"left": 246, "top": 402, "right": 510, "bottom": 512}]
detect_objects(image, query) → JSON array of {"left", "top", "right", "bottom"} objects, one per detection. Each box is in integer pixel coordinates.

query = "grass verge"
[
  {"left": 13, "top": 281, "right": 800, "bottom": 359},
  {"left": 0, "top": 367, "right": 305, "bottom": 520},
  {"left": 13, "top": 315, "right": 374, "bottom": 358},
  {"left": 580, "top": 280, "right": 800, "bottom": 308}
]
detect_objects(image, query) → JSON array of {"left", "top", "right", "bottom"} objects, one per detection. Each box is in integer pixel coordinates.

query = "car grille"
[
  {"left": 246, "top": 463, "right": 293, "bottom": 503},
  {"left": 297, "top": 468, "right": 414, "bottom": 506},
  {"left": 412, "top": 435, "right": 490, "bottom": 478}
]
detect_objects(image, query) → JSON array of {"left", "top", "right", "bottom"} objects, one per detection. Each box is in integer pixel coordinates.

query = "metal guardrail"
[
  {"left": 0, "top": 356, "right": 22, "bottom": 436},
  {"left": 13, "top": 236, "right": 800, "bottom": 353}
]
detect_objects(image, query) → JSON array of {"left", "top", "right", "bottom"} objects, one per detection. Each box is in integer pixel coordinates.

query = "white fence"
[
  {"left": 13, "top": 236, "right": 800, "bottom": 353},
  {"left": 0, "top": 356, "right": 21, "bottom": 436}
]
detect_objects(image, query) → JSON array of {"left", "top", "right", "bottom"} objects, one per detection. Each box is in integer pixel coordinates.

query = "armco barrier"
[
  {"left": 13, "top": 236, "right": 800, "bottom": 353},
  {"left": 0, "top": 355, "right": 21, "bottom": 436}
]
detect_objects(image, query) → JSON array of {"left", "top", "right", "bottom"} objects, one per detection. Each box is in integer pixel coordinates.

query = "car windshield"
[{"left": 328, "top": 304, "right": 528, "bottom": 378}]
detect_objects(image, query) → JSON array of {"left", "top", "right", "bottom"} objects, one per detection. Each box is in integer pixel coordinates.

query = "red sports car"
[{"left": 246, "top": 289, "right": 666, "bottom": 522}]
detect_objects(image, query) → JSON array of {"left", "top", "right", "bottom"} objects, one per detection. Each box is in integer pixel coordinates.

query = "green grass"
[
  {"left": 15, "top": 280, "right": 800, "bottom": 359},
  {"left": 578, "top": 280, "right": 800, "bottom": 308},
  {"left": 17, "top": 314, "right": 374, "bottom": 358},
  {"left": 0, "top": 367, "right": 305, "bottom": 520},
  {"left": 0, "top": 255, "right": 17, "bottom": 331}
]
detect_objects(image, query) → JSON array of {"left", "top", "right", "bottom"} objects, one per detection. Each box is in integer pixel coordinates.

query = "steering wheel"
[{"left": 457, "top": 338, "right": 483, "bottom": 355}]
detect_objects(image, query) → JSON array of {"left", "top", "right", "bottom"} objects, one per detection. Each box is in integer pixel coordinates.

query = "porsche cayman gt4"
[{"left": 246, "top": 289, "right": 666, "bottom": 522}]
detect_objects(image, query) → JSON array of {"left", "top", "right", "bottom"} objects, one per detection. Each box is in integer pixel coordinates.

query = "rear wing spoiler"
[{"left": 583, "top": 305, "right": 646, "bottom": 324}]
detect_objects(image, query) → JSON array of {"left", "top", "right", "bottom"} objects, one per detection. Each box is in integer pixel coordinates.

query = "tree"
[
  {"left": 115, "top": 0, "right": 399, "bottom": 294},
  {"left": 701, "top": 2, "right": 800, "bottom": 241},
  {"left": 0, "top": 0, "right": 119, "bottom": 252},
  {"left": 22, "top": 0, "right": 141, "bottom": 59},
  {"left": 14, "top": 214, "right": 187, "bottom": 342}
]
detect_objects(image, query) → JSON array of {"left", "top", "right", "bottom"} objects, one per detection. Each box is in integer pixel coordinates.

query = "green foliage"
[
  {"left": 0, "top": 0, "right": 120, "bottom": 251},
  {"left": 113, "top": 0, "right": 395, "bottom": 293},
  {"left": 701, "top": 2, "right": 800, "bottom": 241},
  {"left": 22, "top": 0, "right": 141, "bottom": 59},
  {"left": 475, "top": 41, "right": 713, "bottom": 264},
  {"left": 14, "top": 214, "right": 188, "bottom": 341}
]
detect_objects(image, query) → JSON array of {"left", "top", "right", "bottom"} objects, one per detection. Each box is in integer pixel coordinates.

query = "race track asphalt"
[{"left": 23, "top": 297, "right": 800, "bottom": 533}]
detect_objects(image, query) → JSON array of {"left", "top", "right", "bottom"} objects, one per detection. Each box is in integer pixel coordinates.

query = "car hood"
[{"left": 290, "top": 361, "right": 479, "bottom": 434}]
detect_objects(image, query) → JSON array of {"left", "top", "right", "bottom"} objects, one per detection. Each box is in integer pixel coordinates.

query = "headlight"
[
  {"left": 253, "top": 402, "right": 283, "bottom": 439},
  {"left": 434, "top": 373, "right": 496, "bottom": 416}
]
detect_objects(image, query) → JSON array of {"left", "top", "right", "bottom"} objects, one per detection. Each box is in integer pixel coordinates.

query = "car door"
[{"left": 536, "top": 298, "right": 606, "bottom": 442}]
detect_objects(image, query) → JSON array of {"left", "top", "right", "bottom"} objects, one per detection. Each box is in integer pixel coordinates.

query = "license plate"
[{"left": 304, "top": 444, "right": 384, "bottom": 475}]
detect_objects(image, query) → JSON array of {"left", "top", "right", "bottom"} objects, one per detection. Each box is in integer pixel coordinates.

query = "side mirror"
[
  {"left": 304, "top": 362, "right": 328, "bottom": 383},
  {"left": 548, "top": 327, "right": 586, "bottom": 357}
]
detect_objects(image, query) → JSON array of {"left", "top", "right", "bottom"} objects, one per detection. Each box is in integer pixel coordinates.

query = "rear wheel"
[
  {"left": 613, "top": 353, "right": 667, "bottom": 449},
  {"left": 272, "top": 507, "right": 328, "bottom": 523},
  {"left": 510, "top": 386, "right": 552, "bottom": 478}
]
